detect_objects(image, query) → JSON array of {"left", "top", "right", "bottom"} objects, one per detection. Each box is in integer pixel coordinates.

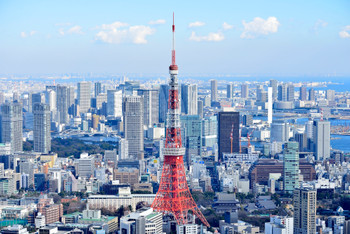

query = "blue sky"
[{"left": 0, "top": 0, "right": 349, "bottom": 77}]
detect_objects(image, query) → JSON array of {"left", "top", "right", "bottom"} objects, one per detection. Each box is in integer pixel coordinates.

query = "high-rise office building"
[
  {"left": 271, "top": 120, "right": 290, "bottom": 142},
  {"left": 256, "top": 85, "right": 267, "bottom": 103},
  {"left": 159, "top": 84, "right": 169, "bottom": 123},
  {"left": 293, "top": 188, "right": 317, "bottom": 234},
  {"left": 180, "top": 115, "right": 202, "bottom": 165},
  {"left": 278, "top": 84, "right": 288, "bottom": 101},
  {"left": 218, "top": 112, "right": 240, "bottom": 159},
  {"left": 107, "top": 90, "right": 123, "bottom": 117},
  {"left": 123, "top": 96, "right": 144, "bottom": 160},
  {"left": 278, "top": 83, "right": 294, "bottom": 102},
  {"left": 300, "top": 86, "right": 307, "bottom": 101},
  {"left": 1, "top": 102, "right": 23, "bottom": 152},
  {"left": 241, "top": 84, "right": 248, "bottom": 99},
  {"left": 197, "top": 100, "right": 203, "bottom": 119},
  {"left": 45, "top": 89, "right": 57, "bottom": 113},
  {"left": 118, "top": 138, "right": 129, "bottom": 160},
  {"left": 313, "top": 120, "right": 330, "bottom": 160},
  {"left": 326, "top": 89, "right": 335, "bottom": 102},
  {"left": 268, "top": 87, "right": 273, "bottom": 124},
  {"left": 94, "top": 82, "right": 102, "bottom": 97},
  {"left": 294, "top": 131, "right": 307, "bottom": 152},
  {"left": 77, "top": 81, "right": 91, "bottom": 114},
  {"left": 33, "top": 103, "right": 51, "bottom": 154},
  {"left": 283, "top": 142, "right": 299, "bottom": 193},
  {"left": 32, "top": 93, "right": 45, "bottom": 105},
  {"left": 202, "top": 116, "right": 217, "bottom": 148},
  {"left": 309, "top": 88, "right": 315, "bottom": 101},
  {"left": 269, "top": 79, "right": 278, "bottom": 100},
  {"left": 137, "top": 89, "right": 159, "bottom": 127},
  {"left": 104, "top": 149, "right": 117, "bottom": 164},
  {"left": 181, "top": 84, "right": 198, "bottom": 115},
  {"left": 78, "top": 153, "right": 95, "bottom": 178},
  {"left": 287, "top": 84, "right": 295, "bottom": 101},
  {"left": 56, "top": 85, "right": 69, "bottom": 124},
  {"left": 211, "top": 80, "right": 218, "bottom": 102},
  {"left": 227, "top": 83, "right": 233, "bottom": 99},
  {"left": 0, "top": 92, "right": 4, "bottom": 105},
  {"left": 95, "top": 93, "right": 107, "bottom": 110}
]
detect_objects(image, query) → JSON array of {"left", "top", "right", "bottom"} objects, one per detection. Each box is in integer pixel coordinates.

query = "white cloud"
[
  {"left": 95, "top": 21, "right": 155, "bottom": 44},
  {"left": 67, "top": 25, "right": 84, "bottom": 34},
  {"left": 222, "top": 22, "right": 233, "bottom": 30},
  {"left": 20, "top": 30, "right": 37, "bottom": 38},
  {"left": 148, "top": 19, "right": 166, "bottom": 25},
  {"left": 241, "top": 17, "right": 280, "bottom": 39},
  {"left": 312, "top": 19, "right": 328, "bottom": 33},
  {"left": 58, "top": 25, "right": 84, "bottom": 36},
  {"left": 339, "top": 25, "right": 350, "bottom": 38},
  {"left": 20, "top": 32, "right": 27, "bottom": 38},
  {"left": 189, "top": 31, "right": 224, "bottom": 42},
  {"left": 58, "top": 28, "right": 65, "bottom": 36},
  {"left": 188, "top": 21, "right": 205, "bottom": 28}
]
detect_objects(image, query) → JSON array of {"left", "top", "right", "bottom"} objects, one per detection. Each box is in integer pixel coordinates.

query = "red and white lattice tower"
[{"left": 151, "top": 13, "right": 210, "bottom": 227}]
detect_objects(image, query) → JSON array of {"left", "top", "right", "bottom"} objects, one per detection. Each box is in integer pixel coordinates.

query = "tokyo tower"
[{"left": 151, "top": 13, "right": 210, "bottom": 227}]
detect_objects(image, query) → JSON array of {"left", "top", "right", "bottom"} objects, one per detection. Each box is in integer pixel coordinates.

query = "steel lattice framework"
[{"left": 151, "top": 13, "right": 210, "bottom": 227}]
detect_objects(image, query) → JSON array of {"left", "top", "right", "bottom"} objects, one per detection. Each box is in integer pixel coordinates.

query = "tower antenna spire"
[{"left": 172, "top": 12, "right": 176, "bottom": 66}]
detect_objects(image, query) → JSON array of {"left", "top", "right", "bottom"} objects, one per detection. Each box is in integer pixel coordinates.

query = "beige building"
[
  {"left": 293, "top": 188, "right": 317, "bottom": 234},
  {"left": 113, "top": 168, "right": 139, "bottom": 186}
]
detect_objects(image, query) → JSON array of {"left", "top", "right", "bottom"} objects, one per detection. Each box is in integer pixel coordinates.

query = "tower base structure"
[{"left": 152, "top": 154, "right": 210, "bottom": 227}]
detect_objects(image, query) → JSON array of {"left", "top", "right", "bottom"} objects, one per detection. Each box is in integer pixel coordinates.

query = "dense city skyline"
[{"left": 1, "top": 1, "right": 350, "bottom": 234}]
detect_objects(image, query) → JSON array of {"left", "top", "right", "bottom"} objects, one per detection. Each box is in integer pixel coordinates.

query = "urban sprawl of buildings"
[{"left": 0, "top": 76, "right": 349, "bottom": 234}]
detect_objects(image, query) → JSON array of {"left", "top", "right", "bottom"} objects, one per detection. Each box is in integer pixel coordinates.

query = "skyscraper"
[
  {"left": 283, "top": 142, "right": 299, "bottom": 193},
  {"left": 300, "top": 86, "right": 307, "bottom": 101},
  {"left": 227, "top": 83, "right": 233, "bottom": 99},
  {"left": 218, "top": 111, "right": 240, "bottom": 159},
  {"left": 202, "top": 116, "right": 217, "bottom": 148},
  {"left": 313, "top": 120, "right": 330, "bottom": 160},
  {"left": 56, "top": 85, "right": 69, "bottom": 124},
  {"left": 256, "top": 85, "right": 267, "bottom": 103},
  {"left": 287, "top": 84, "right": 295, "bottom": 101},
  {"left": 211, "top": 80, "right": 218, "bottom": 102},
  {"left": 197, "top": 100, "right": 203, "bottom": 119},
  {"left": 278, "top": 84, "right": 288, "bottom": 101},
  {"left": 32, "top": 93, "right": 45, "bottom": 105},
  {"left": 309, "top": 88, "right": 315, "bottom": 101},
  {"left": 137, "top": 89, "right": 159, "bottom": 127},
  {"left": 271, "top": 120, "right": 290, "bottom": 142},
  {"left": 107, "top": 90, "right": 122, "bottom": 117},
  {"left": 181, "top": 84, "right": 198, "bottom": 115},
  {"left": 269, "top": 79, "right": 278, "bottom": 100},
  {"left": 1, "top": 102, "right": 23, "bottom": 152},
  {"left": 78, "top": 153, "right": 95, "bottom": 178},
  {"left": 326, "top": 89, "right": 335, "bottom": 102},
  {"left": 241, "top": 84, "right": 248, "bottom": 99},
  {"left": 77, "top": 81, "right": 91, "bottom": 114},
  {"left": 293, "top": 188, "right": 317, "bottom": 234},
  {"left": 268, "top": 87, "right": 273, "bottom": 124},
  {"left": 33, "top": 103, "right": 51, "bottom": 154},
  {"left": 123, "top": 95, "right": 144, "bottom": 160},
  {"left": 94, "top": 82, "right": 102, "bottom": 97},
  {"left": 159, "top": 84, "right": 169, "bottom": 123},
  {"left": 180, "top": 115, "right": 202, "bottom": 165}
]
